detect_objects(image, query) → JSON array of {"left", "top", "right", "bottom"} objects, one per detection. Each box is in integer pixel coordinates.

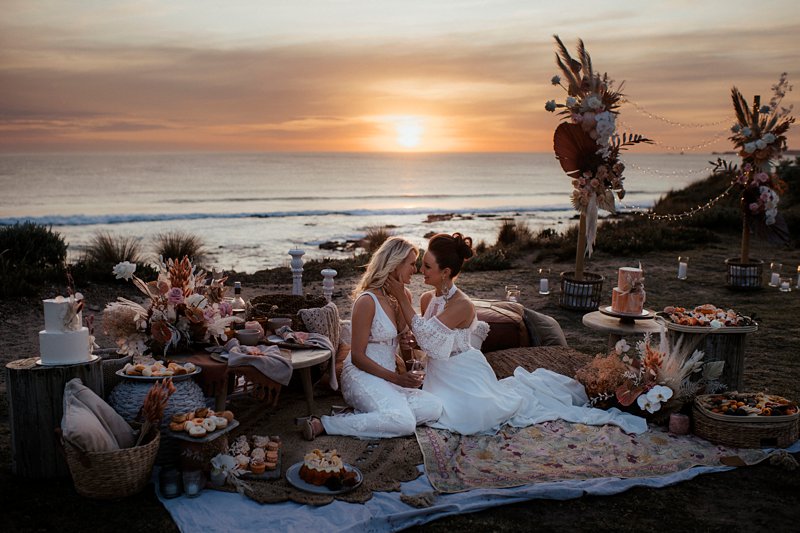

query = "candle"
[
  {"left": 539, "top": 278, "right": 549, "bottom": 294},
  {"left": 677, "top": 262, "right": 688, "bottom": 280},
  {"left": 796, "top": 266, "right": 800, "bottom": 289},
  {"left": 770, "top": 272, "right": 781, "bottom": 286},
  {"left": 669, "top": 413, "right": 690, "bottom": 435},
  {"left": 780, "top": 278, "right": 791, "bottom": 292}
]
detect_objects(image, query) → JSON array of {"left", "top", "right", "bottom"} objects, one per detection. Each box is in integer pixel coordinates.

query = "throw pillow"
[
  {"left": 473, "top": 300, "right": 530, "bottom": 352},
  {"left": 320, "top": 341, "right": 351, "bottom": 390},
  {"left": 62, "top": 378, "right": 135, "bottom": 453},
  {"left": 523, "top": 308, "right": 568, "bottom": 347},
  {"left": 299, "top": 302, "right": 340, "bottom": 349}
]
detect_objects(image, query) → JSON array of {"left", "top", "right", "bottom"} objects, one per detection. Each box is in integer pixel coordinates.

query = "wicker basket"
[
  {"left": 62, "top": 427, "right": 160, "bottom": 499},
  {"left": 725, "top": 258, "right": 764, "bottom": 290},
  {"left": 559, "top": 271, "right": 604, "bottom": 312},
  {"left": 693, "top": 398, "right": 799, "bottom": 449}
]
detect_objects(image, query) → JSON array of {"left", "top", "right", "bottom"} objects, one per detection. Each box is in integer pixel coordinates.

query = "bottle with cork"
[{"left": 231, "top": 281, "right": 247, "bottom": 328}]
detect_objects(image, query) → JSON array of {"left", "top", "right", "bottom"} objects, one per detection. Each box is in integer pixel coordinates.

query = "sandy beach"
[{"left": 1, "top": 231, "right": 798, "bottom": 531}]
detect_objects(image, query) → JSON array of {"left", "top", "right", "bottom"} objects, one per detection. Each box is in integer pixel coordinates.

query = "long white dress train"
[
  {"left": 413, "top": 293, "right": 647, "bottom": 435},
  {"left": 320, "top": 292, "right": 443, "bottom": 438}
]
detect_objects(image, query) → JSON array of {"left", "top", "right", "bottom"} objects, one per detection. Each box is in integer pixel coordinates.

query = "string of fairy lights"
[
  {"left": 608, "top": 99, "right": 739, "bottom": 220},
  {"left": 626, "top": 160, "right": 714, "bottom": 177},
  {"left": 620, "top": 99, "right": 733, "bottom": 128}
]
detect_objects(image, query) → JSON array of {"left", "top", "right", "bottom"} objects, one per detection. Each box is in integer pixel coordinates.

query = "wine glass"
[{"left": 409, "top": 359, "right": 426, "bottom": 383}]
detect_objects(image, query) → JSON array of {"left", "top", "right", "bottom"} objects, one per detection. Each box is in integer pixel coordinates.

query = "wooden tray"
[{"left": 656, "top": 316, "right": 758, "bottom": 334}]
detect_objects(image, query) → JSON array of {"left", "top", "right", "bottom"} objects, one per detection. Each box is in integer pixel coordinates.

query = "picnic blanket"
[
  {"left": 209, "top": 339, "right": 294, "bottom": 386},
  {"left": 157, "top": 439, "right": 799, "bottom": 533}
]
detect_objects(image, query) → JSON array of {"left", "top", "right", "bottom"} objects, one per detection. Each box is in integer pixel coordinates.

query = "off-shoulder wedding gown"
[
  {"left": 412, "top": 291, "right": 647, "bottom": 435},
  {"left": 320, "top": 291, "right": 443, "bottom": 438}
]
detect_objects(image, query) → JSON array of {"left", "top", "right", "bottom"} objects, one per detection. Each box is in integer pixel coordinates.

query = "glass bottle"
[{"left": 231, "top": 281, "right": 246, "bottom": 318}]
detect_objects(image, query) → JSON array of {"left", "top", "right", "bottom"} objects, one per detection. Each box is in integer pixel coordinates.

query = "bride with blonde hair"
[{"left": 303, "top": 236, "right": 443, "bottom": 440}]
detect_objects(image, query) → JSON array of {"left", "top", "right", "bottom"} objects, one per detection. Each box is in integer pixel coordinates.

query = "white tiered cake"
[
  {"left": 610, "top": 267, "right": 646, "bottom": 315},
  {"left": 39, "top": 296, "right": 92, "bottom": 365}
]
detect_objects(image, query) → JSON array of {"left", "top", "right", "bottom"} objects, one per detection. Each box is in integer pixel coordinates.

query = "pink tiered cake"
[{"left": 611, "top": 267, "right": 646, "bottom": 315}]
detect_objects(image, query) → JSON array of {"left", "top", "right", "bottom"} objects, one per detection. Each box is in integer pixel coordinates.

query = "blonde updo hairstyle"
[
  {"left": 427, "top": 232, "right": 474, "bottom": 279},
  {"left": 354, "top": 236, "right": 419, "bottom": 297}
]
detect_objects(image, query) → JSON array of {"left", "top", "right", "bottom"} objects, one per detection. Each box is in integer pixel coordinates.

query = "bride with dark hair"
[{"left": 385, "top": 232, "right": 646, "bottom": 436}]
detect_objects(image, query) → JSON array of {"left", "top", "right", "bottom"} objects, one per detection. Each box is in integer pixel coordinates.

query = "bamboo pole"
[
  {"left": 575, "top": 212, "right": 586, "bottom": 280},
  {"left": 739, "top": 95, "right": 760, "bottom": 264}
]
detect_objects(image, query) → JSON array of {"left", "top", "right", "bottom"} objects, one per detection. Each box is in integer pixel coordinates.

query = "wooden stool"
[{"left": 5, "top": 356, "right": 103, "bottom": 478}]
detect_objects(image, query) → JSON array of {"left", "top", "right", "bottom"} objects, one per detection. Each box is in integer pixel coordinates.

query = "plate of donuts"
[{"left": 166, "top": 408, "right": 239, "bottom": 442}]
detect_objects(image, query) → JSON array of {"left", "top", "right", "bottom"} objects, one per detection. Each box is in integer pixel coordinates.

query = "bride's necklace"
[{"left": 440, "top": 283, "right": 457, "bottom": 305}]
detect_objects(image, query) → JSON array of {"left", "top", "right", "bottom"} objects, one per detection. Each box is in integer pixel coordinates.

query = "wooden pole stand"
[{"left": 5, "top": 356, "right": 103, "bottom": 478}]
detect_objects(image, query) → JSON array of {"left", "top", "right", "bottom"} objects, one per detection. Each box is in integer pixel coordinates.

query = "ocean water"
[{"left": 0, "top": 152, "right": 716, "bottom": 273}]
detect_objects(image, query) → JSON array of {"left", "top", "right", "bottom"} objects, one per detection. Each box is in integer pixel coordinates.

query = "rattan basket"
[
  {"left": 693, "top": 397, "right": 799, "bottom": 449},
  {"left": 62, "top": 427, "right": 160, "bottom": 499}
]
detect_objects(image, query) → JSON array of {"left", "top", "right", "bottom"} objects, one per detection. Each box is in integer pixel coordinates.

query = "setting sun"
[{"left": 394, "top": 116, "right": 424, "bottom": 149}]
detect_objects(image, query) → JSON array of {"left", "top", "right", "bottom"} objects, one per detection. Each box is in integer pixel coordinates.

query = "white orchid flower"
[
  {"left": 646, "top": 385, "right": 673, "bottom": 403},
  {"left": 112, "top": 261, "right": 137, "bottom": 280},
  {"left": 637, "top": 394, "right": 661, "bottom": 413},
  {"left": 185, "top": 293, "right": 208, "bottom": 309},
  {"left": 615, "top": 339, "right": 631, "bottom": 355}
]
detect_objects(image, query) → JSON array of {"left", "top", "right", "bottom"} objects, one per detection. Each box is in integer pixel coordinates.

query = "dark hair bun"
[{"left": 452, "top": 233, "right": 474, "bottom": 261}]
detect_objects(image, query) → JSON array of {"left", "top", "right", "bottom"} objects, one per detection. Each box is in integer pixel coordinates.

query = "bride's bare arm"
[{"left": 350, "top": 295, "right": 423, "bottom": 389}]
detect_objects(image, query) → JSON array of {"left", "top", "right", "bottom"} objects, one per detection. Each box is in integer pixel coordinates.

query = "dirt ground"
[{"left": 1, "top": 233, "right": 799, "bottom": 532}]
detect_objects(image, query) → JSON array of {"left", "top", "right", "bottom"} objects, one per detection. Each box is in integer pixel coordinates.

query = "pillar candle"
[
  {"left": 677, "top": 262, "right": 688, "bottom": 279},
  {"left": 539, "top": 278, "right": 549, "bottom": 294}
]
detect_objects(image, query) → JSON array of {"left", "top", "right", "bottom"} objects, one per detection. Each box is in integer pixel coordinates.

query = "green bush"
[
  {"left": 153, "top": 231, "right": 207, "bottom": 264},
  {"left": 0, "top": 222, "right": 67, "bottom": 297},
  {"left": 463, "top": 248, "right": 512, "bottom": 271},
  {"left": 362, "top": 226, "right": 393, "bottom": 254},
  {"left": 85, "top": 231, "right": 143, "bottom": 266},
  {"left": 496, "top": 219, "right": 534, "bottom": 248}
]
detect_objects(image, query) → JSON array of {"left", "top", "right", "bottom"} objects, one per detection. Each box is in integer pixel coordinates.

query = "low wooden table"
[
  {"left": 582, "top": 311, "right": 662, "bottom": 350},
  {"left": 287, "top": 348, "right": 333, "bottom": 415}
]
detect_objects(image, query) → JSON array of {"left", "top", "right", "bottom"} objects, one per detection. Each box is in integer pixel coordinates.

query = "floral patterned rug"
[{"left": 416, "top": 421, "right": 769, "bottom": 493}]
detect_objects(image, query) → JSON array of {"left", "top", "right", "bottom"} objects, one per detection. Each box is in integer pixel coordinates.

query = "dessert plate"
[
  {"left": 115, "top": 367, "right": 202, "bottom": 382},
  {"left": 36, "top": 354, "right": 100, "bottom": 366},
  {"left": 599, "top": 306, "right": 654, "bottom": 320},
  {"left": 285, "top": 462, "right": 363, "bottom": 495}
]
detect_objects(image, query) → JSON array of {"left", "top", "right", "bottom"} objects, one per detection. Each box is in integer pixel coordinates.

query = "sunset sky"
[{"left": 1, "top": 0, "right": 798, "bottom": 153}]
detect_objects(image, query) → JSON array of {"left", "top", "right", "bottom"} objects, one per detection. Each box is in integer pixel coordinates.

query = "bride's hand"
[
  {"left": 395, "top": 370, "right": 424, "bottom": 389},
  {"left": 383, "top": 275, "right": 405, "bottom": 299}
]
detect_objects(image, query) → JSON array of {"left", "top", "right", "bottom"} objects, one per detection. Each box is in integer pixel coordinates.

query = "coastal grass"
[
  {"left": 152, "top": 231, "right": 207, "bottom": 265},
  {"left": 0, "top": 222, "right": 67, "bottom": 297}
]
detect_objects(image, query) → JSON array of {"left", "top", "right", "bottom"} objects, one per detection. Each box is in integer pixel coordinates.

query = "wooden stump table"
[{"left": 5, "top": 356, "right": 103, "bottom": 478}]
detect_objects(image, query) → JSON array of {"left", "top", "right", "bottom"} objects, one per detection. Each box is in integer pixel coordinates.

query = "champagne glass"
[{"left": 409, "top": 359, "right": 426, "bottom": 383}]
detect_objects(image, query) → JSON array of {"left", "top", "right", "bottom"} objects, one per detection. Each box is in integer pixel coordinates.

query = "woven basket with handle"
[
  {"left": 61, "top": 426, "right": 160, "bottom": 499},
  {"left": 693, "top": 396, "right": 799, "bottom": 449}
]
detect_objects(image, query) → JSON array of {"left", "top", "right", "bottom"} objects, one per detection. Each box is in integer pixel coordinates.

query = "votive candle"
[
  {"left": 668, "top": 413, "right": 690, "bottom": 435},
  {"left": 539, "top": 278, "right": 549, "bottom": 294},
  {"left": 796, "top": 266, "right": 800, "bottom": 289},
  {"left": 769, "top": 262, "right": 782, "bottom": 287},
  {"left": 780, "top": 278, "right": 791, "bottom": 292},
  {"left": 677, "top": 256, "right": 688, "bottom": 280}
]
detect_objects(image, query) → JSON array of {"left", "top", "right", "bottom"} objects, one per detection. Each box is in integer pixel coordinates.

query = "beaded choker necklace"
[{"left": 440, "top": 283, "right": 457, "bottom": 304}]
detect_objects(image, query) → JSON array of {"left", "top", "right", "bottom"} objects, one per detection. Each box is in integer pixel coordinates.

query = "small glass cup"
[
  {"left": 409, "top": 359, "right": 426, "bottom": 386},
  {"left": 779, "top": 277, "right": 792, "bottom": 293},
  {"left": 538, "top": 268, "right": 551, "bottom": 295},
  {"left": 182, "top": 470, "right": 204, "bottom": 498},
  {"left": 159, "top": 467, "right": 182, "bottom": 499},
  {"left": 677, "top": 256, "right": 689, "bottom": 280},
  {"left": 505, "top": 285, "right": 521, "bottom": 302},
  {"left": 796, "top": 265, "right": 800, "bottom": 289},
  {"left": 769, "top": 262, "right": 782, "bottom": 287}
]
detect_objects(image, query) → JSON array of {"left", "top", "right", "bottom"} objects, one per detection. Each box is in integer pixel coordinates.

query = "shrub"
[
  {"left": 496, "top": 219, "right": 534, "bottom": 249},
  {"left": 85, "top": 231, "right": 143, "bottom": 266},
  {"left": 0, "top": 222, "right": 67, "bottom": 297},
  {"left": 362, "top": 226, "right": 393, "bottom": 254},
  {"left": 462, "top": 248, "right": 512, "bottom": 271},
  {"left": 153, "top": 231, "right": 207, "bottom": 264}
]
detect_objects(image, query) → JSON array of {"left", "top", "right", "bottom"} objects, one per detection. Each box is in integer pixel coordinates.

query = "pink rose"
[
  {"left": 218, "top": 301, "right": 232, "bottom": 317},
  {"left": 572, "top": 113, "right": 583, "bottom": 123},
  {"left": 755, "top": 172, "right": 769, "bottom": 184},
  {"left": 749, "top": 202, "right": 760, "bottom": 213},
  {"left": 167, "top": 287, "right": 184, "bottom": 305}
]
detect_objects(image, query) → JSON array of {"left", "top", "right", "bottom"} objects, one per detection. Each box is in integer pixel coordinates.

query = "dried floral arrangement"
[
  {"left": 712, "top": 73, "right": 794, "bottom": 262},
  {"left": 576, "top": 335, "right": 724, "bottom": 421},
  {"left": 546, "top": 35, "right": 651, "bottom": 277},
  {"left": 136, "top": 378, "right": 176, "bottom": 446},
  {"left": 103, "top": 257, "right": 241, "bottom": 357}
]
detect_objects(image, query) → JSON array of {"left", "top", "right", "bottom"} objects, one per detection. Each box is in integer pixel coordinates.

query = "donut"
[
  {"left": 195, "top": 407, "right": 210, "bottom": 418},
  {"left": 184, "top": 362, "right": 196, "bottom": 373},
  {"left": 202, "top": 418, "right": 217, "bottom": 432},
  {"left": 221, "top": 411, "right": 235, "bottom": 422},
  {"left": 184, "top": 421, "right": 197, "bottom": 431},
  {"left": 141, "top": 367, "right": 153, "bottom": 377},
  {"left": 173, "top": 366, "right": 188, "bottom": 375},
  {"left": 212, "top": 416, "right": 228, "bottom": 429},
  {"left": 192, "top": 417, "right": 205, "bottom": 426},
  {"left": 188, "top": 425, "right": 207, "bottom": 438},
  {"left": 134, "top": 364, "right": 146, "bottom": 373},
  {"left": 171, "top": 412, "right": 189, "bottom": 424},
  {"left": 168, "top": 421, "right": 186, "bottom": 432}
]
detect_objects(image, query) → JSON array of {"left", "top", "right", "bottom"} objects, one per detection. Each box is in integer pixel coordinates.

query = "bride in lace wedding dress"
[
  {"left": 385, "top": 233, "right": 646, "bottom": 436},
  {"left": 305, "top": 237, "right": 443, "bottom": 440}
]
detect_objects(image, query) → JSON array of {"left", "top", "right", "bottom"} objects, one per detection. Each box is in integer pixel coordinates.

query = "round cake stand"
[{"left": 598, "top": 306, "right": 655, "bottom": 325}]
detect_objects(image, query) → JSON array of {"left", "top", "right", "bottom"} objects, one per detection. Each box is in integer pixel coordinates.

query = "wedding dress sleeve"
[{"left": 411, "top": 315, "right": 456, "bottom": 360}]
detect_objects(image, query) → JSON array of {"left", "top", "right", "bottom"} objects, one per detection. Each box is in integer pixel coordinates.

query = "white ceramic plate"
[
  {"left": 35, "top": 354, "right": 100, "bottom": 366},
  {"left": 114, "top": 367, "right": 202, "bottom": 382},
  {"left": 285, "top": 462, "right": 363, "bottom": 495},
  {"left": 599, "top": 306, "right": 654, "bottom": 319}
]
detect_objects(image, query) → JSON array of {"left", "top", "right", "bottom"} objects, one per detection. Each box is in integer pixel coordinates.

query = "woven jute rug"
[
  {"left": 215, "top": 386, "right": 422, "bottom": 506},
  {"left": 484, "top": 346, "right": 593, "bottom": 380}
]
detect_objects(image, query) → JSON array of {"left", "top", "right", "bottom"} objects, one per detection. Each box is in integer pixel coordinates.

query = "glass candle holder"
[
  {"left": 769, "top": 262, "right": 782, "bottom": 287},
  {"left": 159, "top": 467, "right": 182, "bottom": 499},
  {"left": 677, "top": 256, "right": 689, "bottom": 280},
  {"left": 796, "top": 266, "right": 800, "bottom": 289},
  {"left": 505, "top": 285, "right": 520, "bottom": 302},
  {"left": 779, "top": 277, "right": 792, "bottom": 293},
  {"left": 182, "top": 470, "right": 204, "bottom": 498},
  {"left": 538, "top": 268, "right": 551, "bottom": 295}
]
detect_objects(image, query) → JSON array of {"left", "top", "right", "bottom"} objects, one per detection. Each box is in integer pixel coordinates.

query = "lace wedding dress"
[
  {"left": 320, "top": 292, "right": 443, "bottom": 438},
  {"left": 414, "top": 291, "right": 647, "bottom": 435}
]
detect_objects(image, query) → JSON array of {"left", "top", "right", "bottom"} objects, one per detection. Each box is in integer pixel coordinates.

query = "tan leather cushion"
[
  {"left": 523, "top": 308, "right": 568, "bottom": 347},
  {"left": 473, "top": 300, "right": 530, "bottom": 352},
  {"left": 61, "top": 378, "right": 135, "bottom": 452}
]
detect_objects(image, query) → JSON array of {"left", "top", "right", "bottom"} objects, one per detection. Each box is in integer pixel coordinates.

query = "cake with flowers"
[
  {"left": 610, "top": 267, "right": 646, "bottom": 315},
  {"left": 298, "top": 448, "right": 357, "bottom": 488},
  {"left": 39, "top": 295, "right": 93, "bottom": 365}
]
